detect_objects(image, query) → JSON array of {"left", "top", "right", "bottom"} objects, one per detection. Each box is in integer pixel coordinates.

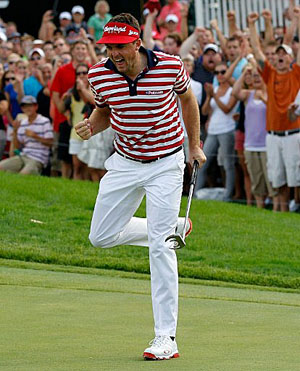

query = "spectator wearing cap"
[
  {"left": 248, "top": 10, "right": 300, "bottom": 212},
  {"left": 8, "top": 32, "right": 22, "bottom": 55},
  {"left": 58, "top": 11, "right": 72, "bottom": 36},
  {"left": 192, "top": 43, "right": 221, "bottom": 141},
  {"left": 65, "top": 5, "right": 88, "bottom": 37},
  {"left": 23, "top": 48, "right": 45, "bottom": 98},
  {"left": 0, "top": 95, "right": 53, "bottom": 175},
  {"left": 88, "top": 0, "right": 112, "bottom": 41},
  {"left": 157, "top": 0, "right": 182, "bottom": 40},
  {"left": 143, "top": 9, "right": 182, "bottom": 55}
]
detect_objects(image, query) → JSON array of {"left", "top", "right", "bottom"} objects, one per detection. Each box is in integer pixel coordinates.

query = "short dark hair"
[
  {"left": 227, "top": 36, "right": 242, "bottom": 46},
  {"left": 108, "top": 13, "right": 140, "bottom": 34},
  {"left": 163, "top": 33, "right": 182, "bottom": 47}
]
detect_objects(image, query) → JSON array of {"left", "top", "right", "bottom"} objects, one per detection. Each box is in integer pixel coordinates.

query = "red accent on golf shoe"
[
  {"left": 185, "top": 218, "right": 193, "bottom": 237},
  {"left": 143, "top": 352, "right": 180, "bottom": 360}
]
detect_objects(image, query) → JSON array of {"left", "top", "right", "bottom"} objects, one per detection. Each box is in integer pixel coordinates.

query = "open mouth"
[
  {"left": 114, "top": 58, "right": 125, "bottom": 66},
  {"left": 278, "top": 58, "right": 284, "bottom": 63}
]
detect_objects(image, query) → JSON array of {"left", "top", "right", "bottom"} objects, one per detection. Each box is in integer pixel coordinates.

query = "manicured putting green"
[{"left": 0, "top": 265, "right": 299, "bottom": 371}]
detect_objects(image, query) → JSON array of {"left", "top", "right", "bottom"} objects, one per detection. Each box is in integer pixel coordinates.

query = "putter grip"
[{"left": 190, "top": 160, "right": 199, "bottom": 186}]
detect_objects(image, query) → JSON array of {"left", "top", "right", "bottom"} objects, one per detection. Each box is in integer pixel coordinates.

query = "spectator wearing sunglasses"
[
  {"left": 23, "top": 48, "right": 45, "bottom": 98},
  {"left": 195, "top": 61, "right": 239, "bottom": 201}
]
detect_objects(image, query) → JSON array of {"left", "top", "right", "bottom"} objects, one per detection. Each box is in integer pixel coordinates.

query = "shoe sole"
[{"left": 143, "top": 352, "right": 180, "bottom": 360}]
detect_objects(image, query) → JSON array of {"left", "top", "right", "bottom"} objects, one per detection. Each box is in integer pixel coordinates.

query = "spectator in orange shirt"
[{"left": 248, "top": 10, "right": 300, "bottom": 212}]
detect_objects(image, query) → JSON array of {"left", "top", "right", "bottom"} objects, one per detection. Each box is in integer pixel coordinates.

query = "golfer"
[{"left": 75, "top": 13, "right": 206, "bottom": 360}]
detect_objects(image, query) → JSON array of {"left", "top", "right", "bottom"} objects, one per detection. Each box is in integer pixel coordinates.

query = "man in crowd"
[
  {"left": 248, "top": 9, "right": 300, "bottom": 212},
  {"left": 0, "top": 96, "right": 53, "bottom": 175}
]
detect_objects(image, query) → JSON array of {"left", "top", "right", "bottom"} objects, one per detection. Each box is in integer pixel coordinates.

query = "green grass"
[
  {"left": 1, "top": 172, "right": 300, "bottom": 289},
  {"left": 0, "top": 264, "right": 300, "bottom": 371}
]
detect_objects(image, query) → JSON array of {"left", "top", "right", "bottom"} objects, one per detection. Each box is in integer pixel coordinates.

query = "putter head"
[{"left": 165, "top": 233, "right": 186, "bottom": 250}]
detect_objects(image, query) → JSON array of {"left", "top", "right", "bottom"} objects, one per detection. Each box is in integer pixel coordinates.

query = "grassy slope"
[
  {"left": 0, "top": 265, "right": 300, "bottom": 371},
  {"left": 1, "top": 172, "right": 300, "bottom": 289}
]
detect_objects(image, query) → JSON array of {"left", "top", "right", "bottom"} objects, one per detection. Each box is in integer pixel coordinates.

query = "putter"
[{"left": 166, "top": 160, "right": 199, "bottom": 250}]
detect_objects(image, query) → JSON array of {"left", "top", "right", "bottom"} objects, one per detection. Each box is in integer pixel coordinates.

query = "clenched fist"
[{"left": 75, "top": 118, "right": 93, "bottom": 140}]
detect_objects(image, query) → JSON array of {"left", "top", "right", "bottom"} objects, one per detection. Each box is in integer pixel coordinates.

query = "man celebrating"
[
  {"left": 248, "top": 9, "right": 300, "bottom": 212},
  {"left": 75, "top": 13, "right": 206, "bottom": 360}
]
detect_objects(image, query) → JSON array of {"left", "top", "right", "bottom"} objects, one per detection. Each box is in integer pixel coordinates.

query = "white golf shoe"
[
  {"left": 176, "top": 217, "right": 193, "bottom": 237},
  {"left": 143, "top": 335, "right": 179, "bottom": 360}
]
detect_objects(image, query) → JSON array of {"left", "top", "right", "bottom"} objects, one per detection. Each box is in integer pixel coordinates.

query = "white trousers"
[{"left": 89, "top": 150, "right": 185, "bottom": 337}]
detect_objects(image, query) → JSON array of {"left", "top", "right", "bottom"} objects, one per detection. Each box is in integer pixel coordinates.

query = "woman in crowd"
[
  {"left": 233, "top": 63, "right": 254, "bottom": 205},
  {"left": 195, "top": 61, "right": 238, "bottom": 201},
  {"left": 87, "top": 1, "right": 112, "bottom": 41},
  {"left": 61, "top": 63, "right": 92, "bottom": 180},
  {"left": 232, "top": 66, "right": 279, "bottom": 210}
]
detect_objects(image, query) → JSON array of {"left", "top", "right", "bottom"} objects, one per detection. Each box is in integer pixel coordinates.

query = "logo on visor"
[
  {"left": 104, "top": 25, "right": 127, "bottom": 34},
  {"left": 129, "top": 30, "right": 139, "bottom": 36}
]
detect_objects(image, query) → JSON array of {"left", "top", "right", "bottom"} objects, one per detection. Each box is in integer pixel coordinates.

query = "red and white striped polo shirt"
[{"left": 88, "top": 47, "right": 190, "bottom": 161}]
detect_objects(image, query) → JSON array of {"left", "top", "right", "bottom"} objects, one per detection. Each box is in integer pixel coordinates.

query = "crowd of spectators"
[{"left": 0, "top": 0, "right": 299, "bottom": 212}]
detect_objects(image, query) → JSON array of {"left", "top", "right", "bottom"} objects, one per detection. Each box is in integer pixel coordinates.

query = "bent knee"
[{"left": 89, "top": 233, "right": 116, "bottom": 248}]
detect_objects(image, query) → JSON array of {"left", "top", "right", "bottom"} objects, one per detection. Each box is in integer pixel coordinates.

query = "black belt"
[
  {"left": 268, "top": 129, "right": 300, "bottom": 136},
  {"left": 116, "top": 146, "right": 183, "bottom": 164}
]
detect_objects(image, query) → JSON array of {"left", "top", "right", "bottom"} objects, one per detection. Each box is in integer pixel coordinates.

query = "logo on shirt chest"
[{"left": 145, "top": 90, "right": 164, "bottom": 95}]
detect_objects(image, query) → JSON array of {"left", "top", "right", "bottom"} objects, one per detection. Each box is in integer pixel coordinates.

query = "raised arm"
[
  {"left": 227, "top": 11, "right": 239, "bottom": 37},
  {"left": 284, "top": 5, "right": 298, "bottom": 45},
  {"left": 232, "top": 67, "right": 252, "bottom": 102},
  {"left": 180, "top": 27, "right": 203, "bottom": 58},
  {"left": 261, "top": 9, "right": 274, "bottom": 44},
  {"left": 210, "top": 19, "right": 227, "bottom": 55},
  {"left": 143, "top": 10, "right": 158, "bottom": 50},
  {"left": 180, "top": 1, "right": 189, "bottom": 41},
  {"left": 295, "top": 7, "right": 300, "bottom": 66},
  {"left": 248, "top": 13, "right": 266, "bottom": 70},
  {"left": 213, "top": 91, "right": 238, "bottom": 114}
]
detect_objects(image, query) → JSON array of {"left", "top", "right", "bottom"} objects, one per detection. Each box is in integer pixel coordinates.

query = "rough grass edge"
[{"left": 0, "top": 248, "right": 299, "bottom": 290}]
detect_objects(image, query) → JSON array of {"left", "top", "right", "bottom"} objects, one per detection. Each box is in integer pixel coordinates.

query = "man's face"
[
  {"left": 72, "top": 13, "right": 84, "bottom": 23},
  {"left": 183, "top": 60, "right": 194, "bottom": 76},
  {"left": 202, "top": 50, "right": 218, "bottom": 71},
  {"left": 54, "top": 38, "right": 67, "bottom": 55},
  {"left": 21, "top": 103, "right": 38, "bottom": 115},
  {"left": 226, "top": 40, "right": 241, "bottom": 61},
  {"left": 264, "top": 46, "right": 276, "bottom": 66},
  {"left": 29, "top": 52, "right": 44, "bottom": 67},
  {"left": 166, "top": 21, "right": 177, "bottom": 33},
  {"left": 71, "top": 43, "right": 88, "bottom": 63},
  {"left": 275, "top": 49, "right": 292, "bottom": 72},
  {"left": 106, "top": 40, "right": 140, "bottom": 75},
  {"left": 163, "top": 37, "right": 179, "bottom": 55},
  {"left": 0, "top": 42, "right": 13, "bottom": 59}
]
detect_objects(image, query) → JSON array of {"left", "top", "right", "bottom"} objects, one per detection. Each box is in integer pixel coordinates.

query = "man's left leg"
[{"left": 143, "top": 150, "right": 185, "bottom": 360}]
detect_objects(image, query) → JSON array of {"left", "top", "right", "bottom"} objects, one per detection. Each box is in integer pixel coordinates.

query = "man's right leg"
[{"left": 89, "top": 153, "right": 148, "bottom": 248}]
